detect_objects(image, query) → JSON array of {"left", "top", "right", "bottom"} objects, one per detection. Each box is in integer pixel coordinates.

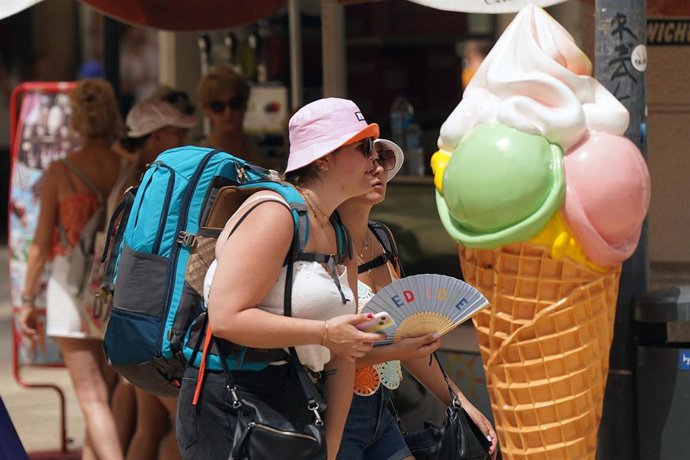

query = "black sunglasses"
[
  {"left": 208, "top": 96, "right": 245, "bottom": 113},
  {"left": 374, "top": 143, "right": 397, "bottom": 171}
]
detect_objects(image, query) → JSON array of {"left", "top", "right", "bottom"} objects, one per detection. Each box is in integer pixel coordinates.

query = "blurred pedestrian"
[
  {"left": 196, "top": 65, "right": 263, "bottom": 165},
  {"left": 18, "top": 78, "right": 125, "bottom": 460}
]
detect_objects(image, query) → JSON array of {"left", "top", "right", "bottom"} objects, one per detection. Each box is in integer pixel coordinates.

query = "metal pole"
[
  {"left": 321, "top": 0, "right": 346, "bottom": 98},
  {"left": 288, "top": 0, "right": 304, "bottom": 109},
  {"left": 594, "top": 1, "right": 647, "bottom": 459},
  {"left": 103, "top": 16, "right": 120, "bottom": 99}
]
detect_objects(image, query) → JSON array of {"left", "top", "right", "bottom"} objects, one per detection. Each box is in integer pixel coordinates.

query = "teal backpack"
[{"left": 101, "top": 147, "right": 350, "bottom": 396}]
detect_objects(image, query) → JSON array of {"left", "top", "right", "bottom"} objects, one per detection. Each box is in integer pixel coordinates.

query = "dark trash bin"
[{"left": 634, "top": 287, "right": 690, "bottom": 460}]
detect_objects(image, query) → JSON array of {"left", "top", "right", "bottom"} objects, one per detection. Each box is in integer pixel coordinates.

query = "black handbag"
[
  {"left": 225, "top": 348, "right": 327, "bottom": 460},
  {"left": 393, "top": 353, "right": 492, "bottom": 460},
  {"left": 220, "top": 249, "right": 328, "bottom": 460}
]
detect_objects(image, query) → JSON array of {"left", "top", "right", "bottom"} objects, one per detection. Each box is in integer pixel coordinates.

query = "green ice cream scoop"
[{"left": 436, "top": 123, "right": 565, "bottom": 248}]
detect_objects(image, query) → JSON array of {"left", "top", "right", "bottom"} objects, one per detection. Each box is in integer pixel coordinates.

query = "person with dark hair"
[
  {"left": 196, "top": 65, "right": 262, "bottom": 164},
  {"left": 18, "top": 78, "right": 125, "bottom": 460},
  {"left": 108, "top": 97, "right": 197, "bottom": 460},
  {"left": 336, "top": 139, "right": 498, "bottom": 460}
]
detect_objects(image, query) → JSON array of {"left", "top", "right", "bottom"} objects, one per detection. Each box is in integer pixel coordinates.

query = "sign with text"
[{"left": 648, "top": 19, "right": 690, "bottom": 46}]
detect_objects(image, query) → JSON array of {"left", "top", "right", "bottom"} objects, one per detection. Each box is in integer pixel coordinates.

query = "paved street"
[{"left": 0, "top": 247, "right": 84, "bottom": 457}]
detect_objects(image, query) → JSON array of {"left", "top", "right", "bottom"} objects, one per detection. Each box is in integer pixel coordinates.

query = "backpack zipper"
[
  {"left": 159, "top": 150, "right": 224, "bottom": 358},
  {"left": 152, "top": 162, "right": 175, "bottom": 255}
]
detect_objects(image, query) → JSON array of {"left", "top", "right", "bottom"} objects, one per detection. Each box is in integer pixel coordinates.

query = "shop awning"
[
  {"left": 82, "top": 0, "right": 286, "bottom": 31},
  {"left": 0, "top": 0, "right": 44, "bottom": 21},
  {"left": 0, "top": 0, "right": 287, "bottom": 31}
]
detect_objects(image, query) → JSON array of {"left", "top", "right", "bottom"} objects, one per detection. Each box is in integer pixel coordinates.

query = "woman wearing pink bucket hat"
[{"left": 177, "top": 98, "right": 392, "bottom": 460}]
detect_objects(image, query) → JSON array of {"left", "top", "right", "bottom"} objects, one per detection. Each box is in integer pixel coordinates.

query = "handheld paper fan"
[{"left": 361, "top": 274, "right": 488, "bottom": 345}]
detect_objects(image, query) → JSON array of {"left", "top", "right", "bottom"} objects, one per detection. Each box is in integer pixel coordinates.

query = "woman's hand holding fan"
[{"left": 361, "top": 274, "right": 489, "bottom": 345}]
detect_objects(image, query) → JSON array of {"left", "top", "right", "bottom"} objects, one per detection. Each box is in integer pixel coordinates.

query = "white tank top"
[{"left": 204, "top": 254, "right": 355, "bottom": 372}]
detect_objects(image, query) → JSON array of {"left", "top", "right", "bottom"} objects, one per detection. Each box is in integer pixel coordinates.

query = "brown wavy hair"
[
  {"left": 69, "top": 79, "right": 122, "bottom": 140},
  {"left": 196, "top": 65, "right": 250, "bottom": 110}
]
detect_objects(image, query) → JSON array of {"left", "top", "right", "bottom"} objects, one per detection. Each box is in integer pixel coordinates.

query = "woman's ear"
[{"left": 315, "top": 156, "right": 331, "bottom": 172}]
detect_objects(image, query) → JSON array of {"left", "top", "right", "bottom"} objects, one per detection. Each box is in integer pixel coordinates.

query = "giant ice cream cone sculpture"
[{"left": 432, "top": 5, "right": 650, "bottom": 459}]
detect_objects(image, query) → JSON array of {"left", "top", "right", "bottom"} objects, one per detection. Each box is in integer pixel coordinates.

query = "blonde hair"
[
  {"left": 69, "top": 79, "right": 122, "bottom": 140},
  {"left": 196, "top": 65, "right": 250, "bottom": 109}
]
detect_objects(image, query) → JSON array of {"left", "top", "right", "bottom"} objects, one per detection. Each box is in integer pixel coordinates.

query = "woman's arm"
[
  {"left": 19, "top": 165, "right": 60, "bottom": 338},
  {"left": 208, "top": 201, "right": 379, "bottom": 356},
  {"left": 404, "top": 355, "right": 498, "bottom": 458},
  {"left": 355, "top": 333, "right": 441, "bottom": 368},
  {"left": 323, "top": 356, "right": 354, "bottom": 460}
]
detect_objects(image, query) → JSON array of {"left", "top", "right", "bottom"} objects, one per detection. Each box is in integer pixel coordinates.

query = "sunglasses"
[
  {"left": 208, "top": 96, "right": 245, "bottom": 113},
  {"left": 374, "top": 143, "right": 397, "bottom": 171}
]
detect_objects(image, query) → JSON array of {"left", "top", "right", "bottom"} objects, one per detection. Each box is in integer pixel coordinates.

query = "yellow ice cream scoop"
[
  {"left": 431, "top": 149, "right": 451, "bottom": 193},
  {"left": 530, "top": 212, "right": 609, "bottom": 272}
]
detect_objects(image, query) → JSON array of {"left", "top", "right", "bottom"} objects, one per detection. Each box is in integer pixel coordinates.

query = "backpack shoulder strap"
[
  {"left": 238, "top": 181, "right": 309, "bottom": 254},
  {"left": 62, "top": 158, "right": 104, "bottom": 203},
  {"left": 360, "top": 220, "right": 404, "bottom": 277}
]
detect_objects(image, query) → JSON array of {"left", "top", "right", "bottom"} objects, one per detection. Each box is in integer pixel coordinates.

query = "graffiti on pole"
[{"left": 607, "top": 12, "right": 640, "bottom": 102}]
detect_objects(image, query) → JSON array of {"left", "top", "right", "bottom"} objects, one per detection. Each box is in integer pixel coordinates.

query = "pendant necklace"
[
  {"left": 357, "top": 233, "right": 373, "bottom": 276},
  {"left": 300, "top": 189, "right": 329, "bottom": 227}
]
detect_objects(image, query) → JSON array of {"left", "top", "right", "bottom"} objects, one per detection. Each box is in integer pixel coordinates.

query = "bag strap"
[
  {"left": 100, "top": 186, "right": 138, "bottom": 295},
  {"left": 389, "top": 352, "right": 457, "bottom": 434},
  {"left": 358, "top": 221, "right": 404, "bottom": 277},
  {"left": 214, "top": 204, "right": 325, "bottom": 426},
  {"left": 57, "top": 159, "right": 106, "bottom": 249},
  {"left": 433, "top": 352, "right": 460, "bottom": 407},
  {"left": 62, "top": 158, "right": 104, "bottom": 203}
]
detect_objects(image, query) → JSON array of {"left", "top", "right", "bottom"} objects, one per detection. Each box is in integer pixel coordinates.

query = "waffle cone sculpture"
[
  {"left": 431, "top": 6, "right": 650, "bottom": 459},
  {"left": 461, "top": 242, "right": 620, "bottom": 459}
]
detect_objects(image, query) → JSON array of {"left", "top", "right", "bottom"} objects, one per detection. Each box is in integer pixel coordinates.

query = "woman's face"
[
  {"left": 142, "top": 126, "right": 189, "bottom": 164},
  {"left": 346, "top": 143, "right": 392, "bottom": 207},
  {"left": 330, "top": 137, "right": 381, "bottom": 199},
  {"left": 204, "top": 90, "right": 246, "bottom": 135}
]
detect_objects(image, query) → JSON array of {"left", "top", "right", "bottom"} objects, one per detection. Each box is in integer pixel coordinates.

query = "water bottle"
[
  {"left": 405, "top": 122, "right": 425, "bottom": 176},
  {"left": 390, "top": 95, "right": 414, "bottom": 149}
]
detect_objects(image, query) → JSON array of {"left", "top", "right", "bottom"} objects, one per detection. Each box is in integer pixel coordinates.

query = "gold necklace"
[
  {"left": 356, "top": 233, "right": 372, "bottom": 261},
  {"left": 300, "top": 189, "right": 329, "bottom": 227},
  {"left": 357, "top": 233, "right": 376, "bottom": 280}
]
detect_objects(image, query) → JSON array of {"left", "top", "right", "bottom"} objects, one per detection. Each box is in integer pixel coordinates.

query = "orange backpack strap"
[{"left": 192, "top": 324, "right": 214, "bottom": 406}]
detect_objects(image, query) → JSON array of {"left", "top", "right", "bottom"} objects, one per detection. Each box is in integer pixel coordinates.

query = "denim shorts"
[
  {"left": 177, "top": 364, "right": 308, "bottom": 459},
  {"left": 337, "top": 387, "right": 412, "bottom": 460}
]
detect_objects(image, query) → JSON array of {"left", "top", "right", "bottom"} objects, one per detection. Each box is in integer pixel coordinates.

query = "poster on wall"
[{"left": 9, "top": 82, "right": 77, "bottom": 367}]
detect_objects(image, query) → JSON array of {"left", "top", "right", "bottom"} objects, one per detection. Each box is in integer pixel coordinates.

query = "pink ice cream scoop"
[{"left": 562, "top": 132, "right": 650, "bottom": 266}]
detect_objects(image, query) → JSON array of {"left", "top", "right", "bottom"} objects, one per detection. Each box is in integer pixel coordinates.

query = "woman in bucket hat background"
[
  {"left": 336, "top": 139, "right": 499, "bottom": 460},
  {"left": 176, "top": 98, "right": 387, "bottom": 459}
]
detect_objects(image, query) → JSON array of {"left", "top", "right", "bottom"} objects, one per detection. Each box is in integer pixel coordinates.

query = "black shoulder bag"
[{"left": 392, "top": 353, "right": 492, "bottom": 460}]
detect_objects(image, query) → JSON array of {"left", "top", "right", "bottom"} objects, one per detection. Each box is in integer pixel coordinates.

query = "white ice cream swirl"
[{"left": 438, "top": 4, "right": 629, "bottom": 154}]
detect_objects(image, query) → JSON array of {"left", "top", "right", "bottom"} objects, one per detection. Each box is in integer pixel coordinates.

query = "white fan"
[{"left": 362, "top": 274, "right": 489, "bottom": 345}]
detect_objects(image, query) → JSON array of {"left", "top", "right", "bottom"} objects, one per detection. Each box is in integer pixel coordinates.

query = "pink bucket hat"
[{"left": 285, "top": 98, "right": 379, "bottom": 173}]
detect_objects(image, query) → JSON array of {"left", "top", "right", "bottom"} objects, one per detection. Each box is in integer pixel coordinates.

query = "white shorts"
[{"left": 46, "top": 254, "right": 104, "bottom": 340}]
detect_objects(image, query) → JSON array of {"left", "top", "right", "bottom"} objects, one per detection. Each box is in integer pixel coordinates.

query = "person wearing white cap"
[
  {"left": 177, "top": 98, "right": 390, "bottom": 460},
  {"left": 336, "top": 140, "right": 498, "bottom": 459},
  {"left": 109, "top": 99, "right": 197, "bottom": 213},
  {"left": 108, "top": 98, "right": 197, "bottom": 460}
]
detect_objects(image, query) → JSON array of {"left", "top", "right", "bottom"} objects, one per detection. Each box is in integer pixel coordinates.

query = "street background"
[{"left": 0, "top": 246, "right": 85, "bottom": 456}]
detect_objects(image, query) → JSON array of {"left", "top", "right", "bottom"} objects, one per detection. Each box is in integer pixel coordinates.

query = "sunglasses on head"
[
  {"left": 374, "top": 143, "right": 397, "bottom": 171},
  {"left": 208, "top": 96, "right": 245, "bottom": 113}
]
